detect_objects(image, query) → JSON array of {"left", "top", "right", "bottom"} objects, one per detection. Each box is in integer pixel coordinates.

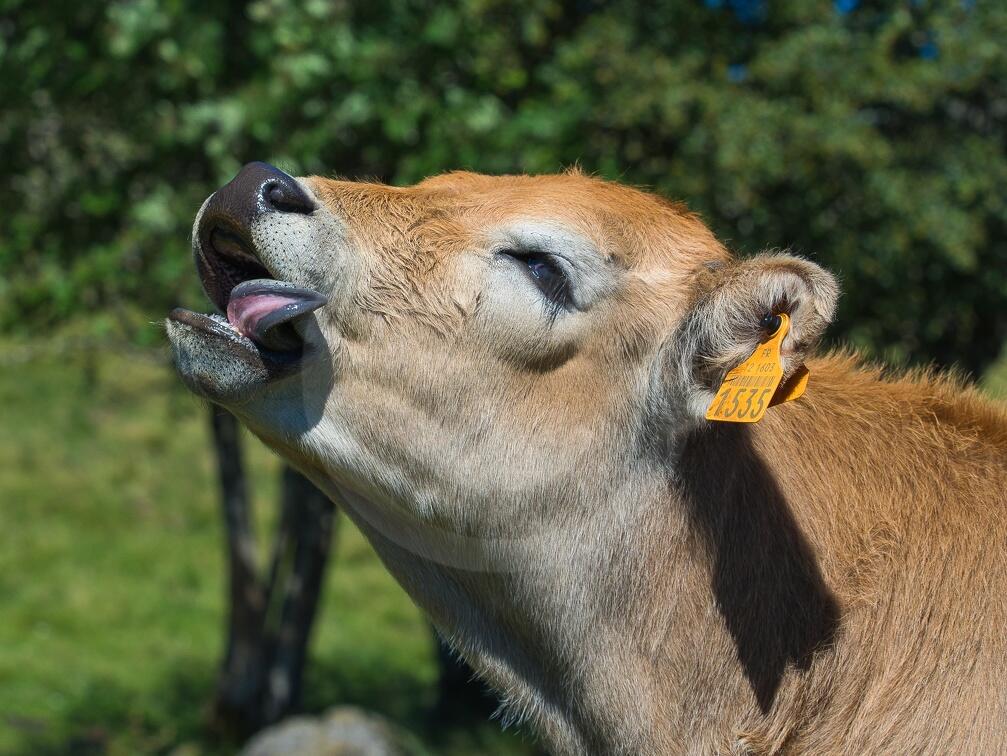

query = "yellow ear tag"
[
  {"left": 769, "top": 364, "right": 810, "bottom": 407},
  {"left": 706, "top": 313, "right": 789, "bottom": 423}
]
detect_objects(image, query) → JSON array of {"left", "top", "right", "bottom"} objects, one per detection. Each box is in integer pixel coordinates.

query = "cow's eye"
[{"left": 500, "top": 249, "right": 572, "bottom": 312}]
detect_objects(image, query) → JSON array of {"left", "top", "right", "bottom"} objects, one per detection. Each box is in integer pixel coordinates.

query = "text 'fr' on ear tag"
[{"left": 706, "top": 313, "right": 789, "bottom": 423}]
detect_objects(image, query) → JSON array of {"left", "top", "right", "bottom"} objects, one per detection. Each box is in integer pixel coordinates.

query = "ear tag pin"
[
  {"left": 769, "top": 364, "right": 810, "bottom": 407},
  {"left": 706, "top": 313, "right": 808, "bottom": 423}
]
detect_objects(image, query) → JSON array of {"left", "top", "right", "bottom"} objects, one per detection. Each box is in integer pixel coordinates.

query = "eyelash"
[{"left": 500, "top": 249, "right": 572, "bottom": 315}]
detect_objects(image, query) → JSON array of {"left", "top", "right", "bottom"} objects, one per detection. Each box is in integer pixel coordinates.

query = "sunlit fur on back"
[
  {"left": 213, "top": 170, "right": 1007, "bottom": 754},
  {"left": 671, "top": 359, "right": 1007, "bottom": 753}
]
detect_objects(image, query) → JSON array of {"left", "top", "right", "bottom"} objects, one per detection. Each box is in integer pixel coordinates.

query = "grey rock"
[{"left": 240, "top": 706, "right": 421, "bottom": 756}]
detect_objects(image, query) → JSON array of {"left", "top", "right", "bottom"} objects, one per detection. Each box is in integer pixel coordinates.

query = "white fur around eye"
[
  {"left": 459, "top": 220, "right": 620, "bottom": 369},
  {"left": 489, "top": 220, "right": 617, "bottom": 311},
  {"left": 475, "top": 261, "right": 583, "bottom": 369}
]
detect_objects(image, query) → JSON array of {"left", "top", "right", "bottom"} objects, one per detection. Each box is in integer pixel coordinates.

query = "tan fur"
[{"left": 205, "top": 171, "right": 1007, "bottom": 754}]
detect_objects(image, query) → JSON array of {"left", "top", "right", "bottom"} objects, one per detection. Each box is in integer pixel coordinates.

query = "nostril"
[{"left": 263, "top": 178, "right": 314, "bottom": 215}]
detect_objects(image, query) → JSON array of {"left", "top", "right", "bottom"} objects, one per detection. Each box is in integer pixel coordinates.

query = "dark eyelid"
[
  {"left": 509, "top": 244, "right": 573, "bottom": 263},
  {"left": 497, "top": 247, "right": 573, "bottom": 312},
  {"left": 497, "top": 247, "right": 567, "bottom": 274}
]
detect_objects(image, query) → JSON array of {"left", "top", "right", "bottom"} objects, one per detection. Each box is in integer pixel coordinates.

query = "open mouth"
[{"left": 168, "top": 222, "right": 327, "bottom": 359}]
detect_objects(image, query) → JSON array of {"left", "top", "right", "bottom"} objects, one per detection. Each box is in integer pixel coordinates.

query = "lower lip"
[
  {"left": 167, "top": 308, "right": 252, "bottom": 348},
  {"left": 168, "top": 308, "right": 307, "bottom": 365}
]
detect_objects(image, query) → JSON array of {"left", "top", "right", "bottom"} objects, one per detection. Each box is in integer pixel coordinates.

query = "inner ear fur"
[{"left": 667, "top": 253, "right": 840, "bottom": 414}]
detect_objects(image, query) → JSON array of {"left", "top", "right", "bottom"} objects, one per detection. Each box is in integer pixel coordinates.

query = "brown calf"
[{"left": 167, "top": 164, "right": 1007, "bottom": 754}]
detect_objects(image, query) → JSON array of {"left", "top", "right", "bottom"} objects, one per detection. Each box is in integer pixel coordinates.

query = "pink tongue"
[{"left": 227, "top": 293, "right": 299, "bottom": 338}]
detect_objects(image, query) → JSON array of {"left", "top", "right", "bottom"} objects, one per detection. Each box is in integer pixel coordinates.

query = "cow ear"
[{"left": 664, "top": 253, "right": 840, "bottom": 419}]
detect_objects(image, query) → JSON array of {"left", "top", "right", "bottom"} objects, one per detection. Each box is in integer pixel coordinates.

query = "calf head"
[{"left": 167, "top": 163, "right": 838, "bottom": 570}]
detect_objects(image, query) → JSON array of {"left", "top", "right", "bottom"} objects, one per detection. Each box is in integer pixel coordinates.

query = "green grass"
[
  {"left": 983, "top": 343, "right": 1007, "bottom": 399},
  {"left": 0, "top": 341, "right": 537, "bottom": 755}
]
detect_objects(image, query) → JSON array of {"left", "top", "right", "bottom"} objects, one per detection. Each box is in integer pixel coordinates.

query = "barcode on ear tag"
[{"left": 706, "top": 314, "right": 789, "bottom": 423}]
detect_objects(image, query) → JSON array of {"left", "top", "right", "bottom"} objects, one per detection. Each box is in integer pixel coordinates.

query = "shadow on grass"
[
  {"left": 302, "top": 654, "right": 542, "bottom": 756},
  {"left": 8, "top": 654, "right": 541, "bottom": 756},
  {"left": 6, "top": 663, "right": 226, "bottom": 756}
]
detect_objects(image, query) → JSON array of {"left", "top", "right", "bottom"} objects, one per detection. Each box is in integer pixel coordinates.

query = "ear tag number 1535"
[{"left": 706, "top": 313, "right": 801, "bottom": 423}]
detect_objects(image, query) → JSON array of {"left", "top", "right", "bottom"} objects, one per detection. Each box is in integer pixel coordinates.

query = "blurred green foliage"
[{"left": 2, "top": 0, "right": 1005, "bottom": 371}]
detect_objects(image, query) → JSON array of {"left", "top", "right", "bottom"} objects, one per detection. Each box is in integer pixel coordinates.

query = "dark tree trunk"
[
  {"left": 208, "top": 408, "right": 337, "bottom": 738},
  {"left": 261, "top": 466, "right": 337, "bottom": 723},
  {"left": 433, "top": 630, "right": 500, "bottom": 722},
  {"left": 210, "top": 408, "right": 266, "bottom": 735}
]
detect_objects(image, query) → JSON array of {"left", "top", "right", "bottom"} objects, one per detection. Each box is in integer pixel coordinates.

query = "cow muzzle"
[{"left": 166, "top": 162, "right": 328, "bottom": 400}]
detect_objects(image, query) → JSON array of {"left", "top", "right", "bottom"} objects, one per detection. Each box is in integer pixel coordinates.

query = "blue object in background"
[
  {"left": 727, "top": 64, "right": 748, "bottom": 83},
  {"left": 919, "top": 35, "right": 939, "bottom": 59},
  {"left": 705, "top": 0, "right": 766, "bottom": 25}
]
